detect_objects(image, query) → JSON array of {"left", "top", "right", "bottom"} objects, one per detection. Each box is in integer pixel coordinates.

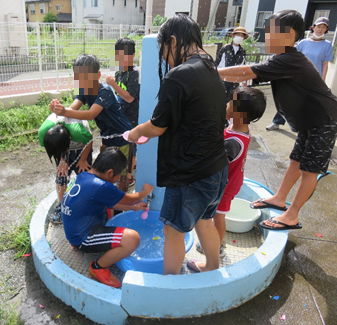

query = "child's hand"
[
  {"left": 50, "top": 99, "right": 65, "bottom": 116},
  {"left": 128, "top": 128, "right": 141, "bottom": 143},
  {"left": 76, "top": 160, "right": 91, "bottom": 173},
  {"left": 57, "top": 159, "right": 69, "bottom": 177},
  {"left": 142, "top": 183, "right": 154, "bottom": 196},
  {"left": 131, "top": 202, "right": 148, "bottom": 211},
  {"left": 106, "top": 75, "right": 116, "bottom": 86}
]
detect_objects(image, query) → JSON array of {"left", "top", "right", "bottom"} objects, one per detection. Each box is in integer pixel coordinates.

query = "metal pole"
[
  {"left": 120, "top": 23, "right": 123, "bottom": 39},
  {"left": 36, "top": 21, "right": 44, "bottom": 92},
  {"left": 145, "top": 0, "right": 153, "bottom": 35},
  {"left": 205, "top": 0, "right": 221, "bottom": 42},
  {"left": 54, "top": 22, "right": 59, "bottom": 92}
]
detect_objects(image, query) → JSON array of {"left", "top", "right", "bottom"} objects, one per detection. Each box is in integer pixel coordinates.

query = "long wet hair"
[
  {"left": 44, "top": 124, "right": 70, "bottom": 163},
  {"left": 157, "top": 14, "right": 214, "bottom": 83}
]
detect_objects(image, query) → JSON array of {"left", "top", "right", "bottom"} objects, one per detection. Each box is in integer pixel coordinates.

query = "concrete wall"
[
  {"left": 274, "top": 0, "right": 308, "bottom": 17},
  {"left": 165, "top": 0, "right": 191, "bottom": 18},
  {"left": 0, "top": 1, "right": 28, "bottom": 56},
  {"left": 244, "top": 0, "right": 259, "bottom": 32}
]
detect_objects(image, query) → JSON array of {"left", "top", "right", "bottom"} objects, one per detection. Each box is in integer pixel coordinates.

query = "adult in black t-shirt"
[
  {"left": 218, "top": 10, "right": 337, "bottom": 232},
  {"left": 128, "top": 14, "right": 229, "bottom": 275}
]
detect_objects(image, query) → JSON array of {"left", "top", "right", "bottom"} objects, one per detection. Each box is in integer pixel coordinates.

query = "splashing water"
[{"left": 68, "top": 133, "right": 123, "bottom": 170}]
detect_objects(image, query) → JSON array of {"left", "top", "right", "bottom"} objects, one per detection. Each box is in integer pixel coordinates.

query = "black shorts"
[
  {"left": 76, "top": 225, "right": 125, "bottom": 253},
  {"left": 55, "top": 148, "right": 93, "bottom": 186},
  {"left": 290, "top": 121, "right": 337, "bottom": 174}
]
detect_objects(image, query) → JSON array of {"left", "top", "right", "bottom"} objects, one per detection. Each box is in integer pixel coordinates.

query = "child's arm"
[
  {"left": 224, "top": 138, "right": 242, "bottom": 161},
  {"left": 113, "top": 201, "right": 148, "bottom": 211},
  {"left": 106, "top": 75, "right": 135, "bottom": 103},
  {"left": 128, "top": 121, "right": 167, "bottom": 143},
  {"left": 50, "top": 101, "right": 103, "bottom": 121},
  {"left": 57, "top": 158, "right": 69, "bottom": 177},
  {"left": 76, "top": 140, "right": 93, "bottom": 173},
  {"left": 218, "top": 66, "right": 257, "bottom": 83},
  {"left": 118, "top": 183, "right": 154, "bottom": 206}
]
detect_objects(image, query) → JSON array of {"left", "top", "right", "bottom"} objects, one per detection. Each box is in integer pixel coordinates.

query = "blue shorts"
[{"left": 159, "top": 166, "right": 228, "bottom": 233}]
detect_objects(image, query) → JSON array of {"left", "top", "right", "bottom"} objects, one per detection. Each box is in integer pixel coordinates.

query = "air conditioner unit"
[
  {"left": 5, "top": 14, "right": 24, "bottom": 48},
  {"left": 5, "top": 14, "right": 19, "bottom": 22}
]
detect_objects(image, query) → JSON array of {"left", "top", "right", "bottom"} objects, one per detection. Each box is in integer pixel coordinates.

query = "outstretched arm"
[
  {"left": 218, "top": 66, "right": 257, "bottom": 83},
  {"left": 128, "top": 120, "right": 167, "bottom": 143},
  {"left": 118, "top": 183, "right": 154, "bottom": 206}
]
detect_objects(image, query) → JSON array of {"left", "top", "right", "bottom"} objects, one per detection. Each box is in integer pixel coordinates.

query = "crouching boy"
[{"left": 61, "top": 147, "right": 154, "bottom": 287}]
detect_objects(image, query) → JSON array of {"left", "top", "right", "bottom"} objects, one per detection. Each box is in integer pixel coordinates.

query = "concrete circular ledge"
[{"left": 30, "top": 179, "right": 288, "bottom": 325}]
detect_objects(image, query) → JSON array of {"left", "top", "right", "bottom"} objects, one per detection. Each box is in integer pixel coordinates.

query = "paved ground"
[{"left": 126, "top": 86, "right": 337, "bottom": 325}]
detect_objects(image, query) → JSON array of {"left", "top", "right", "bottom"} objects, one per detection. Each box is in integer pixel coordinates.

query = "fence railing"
[
  {"left": 0, "top": 22, "right": 162, "bottom": 97},
  {"left": 1, "top": 21, "right": 311, "bottom": 98}
]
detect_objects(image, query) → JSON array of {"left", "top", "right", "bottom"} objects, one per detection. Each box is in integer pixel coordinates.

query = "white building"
[
  {"left": 0, "top": 0, "right": 28, "bottom": 56},
  {"left": 72, "top": 0, "right": 144, "bottom": 25},
  {"left": 164, "top": 0, "right": 191, "bottom": 19}
]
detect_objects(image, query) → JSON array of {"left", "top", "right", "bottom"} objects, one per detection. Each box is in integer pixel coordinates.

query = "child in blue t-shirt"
[
  {"left": 62, "top": 147, "right": 153, "bottom": 288},
  {"left": 49, "top": 54, "right": 132, "bottom": 193}
]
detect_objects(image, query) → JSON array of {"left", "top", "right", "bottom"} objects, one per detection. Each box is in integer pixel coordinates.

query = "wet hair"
[
  {"left": 73, "top": 54, "right": 100, "bottom": 73},
  {"left": 157, "top": 14, "right": 214, "bottom": 83},
  {"left": 43, "top": 124, "right": 70, "bottom": 163},
  {"left": 231, "top": 87, "right": 266, "bottom": 123},
  {"left": 115, "top": 38, "right": 136, "bottom": 55},
  {"left": 267, "top": 10, "right": 305, "bottom": 42},
  {"left": 93, "top": 147, "right": 127, "bottom": 176}
]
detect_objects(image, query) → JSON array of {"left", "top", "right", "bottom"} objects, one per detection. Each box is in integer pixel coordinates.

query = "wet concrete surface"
[
  {"left": 127, "top": 85, "right": 337, "bottom": 325},
  {"left": 1, "top": 85, "right": 337, "bottom": 324}
]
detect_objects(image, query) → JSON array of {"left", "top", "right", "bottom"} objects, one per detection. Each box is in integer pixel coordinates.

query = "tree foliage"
[
  {"left": 152, "top": 15, "right": 167, "bottom": 27},
  {"left": 43, "top": 12, "right": 59, "bottom": 23}
]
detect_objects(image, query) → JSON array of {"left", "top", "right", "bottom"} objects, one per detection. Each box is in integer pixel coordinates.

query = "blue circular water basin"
[{"left": 106, "top": 210, "right": 194, "bottom": 274}]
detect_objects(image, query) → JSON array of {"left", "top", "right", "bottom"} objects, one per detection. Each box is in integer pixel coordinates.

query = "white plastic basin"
[{"left": 225, "top": 198, "right": 261, "bottom": 233}]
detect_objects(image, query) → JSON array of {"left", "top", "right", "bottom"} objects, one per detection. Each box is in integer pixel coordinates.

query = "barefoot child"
[
  {"left": 61, "top": 147, "right": 154, "bottom": 287},
  {"left": 218, "top": 10, "right": 337, "bottom": 231},
  {"left": 128, "top": 14, "right": 229, "bottom": 274},
  {"left": 195, "top": 87, "right": 266, "bottom": 259}
]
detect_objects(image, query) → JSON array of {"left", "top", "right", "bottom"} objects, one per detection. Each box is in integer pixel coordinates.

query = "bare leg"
[
  {"left": 194, "top": 218, "right": 220, "bottom": 271},
  {"left": 97, "top": 229, "right": 140, "bottom": 267},
  {"left": 263, "top": 170, "right": 317, "bottom": 228},
  {"left": 213, "top": 212, "right": 226, "bottom": 246},
  {"left": 163, "top": 225, "right": 186, "bottom": 275},
  {"left": 252, "top": 159, "right": 301, "bottom": 208},
  {"left": 56, "top": 184, "right": 67, "bottom": 203}
]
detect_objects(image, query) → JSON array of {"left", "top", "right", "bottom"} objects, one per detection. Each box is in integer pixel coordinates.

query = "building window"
[
  {"left": 73, "top": 0, "right": 75, "bottom": 8},
  {"left": 112, "top": 0, "right": 115, "bottom": 6},
  {"left": 256, "top": 11, "right": 272, "bottom": 28},
  {"left": 220, "top": 0, "right": 228, "bottom": 2},
  {"left": 91, "top": 0, "right": 98, "bottom": 7},
  {"left": 40, "top": 3, "right": 46, "bottom": 14},
  {"left": 135, "top": 0, "right": 137, "bottom": 7},
  {"left": 30, "top": 4, "right": 35, "bottom": 15},
  {"left": 124, "top": 0, "right": 126, "bottom": 7},
  {"left": 56, "top": 5, "right": 61, "bottom": 11},
  {"left": 313, "top": 10, "right": 330, "bottom": 24}
]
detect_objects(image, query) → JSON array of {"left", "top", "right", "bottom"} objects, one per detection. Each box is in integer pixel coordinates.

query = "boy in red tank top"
[{"left": 195, "top": 87, "right": 266, "bottom": 259}]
